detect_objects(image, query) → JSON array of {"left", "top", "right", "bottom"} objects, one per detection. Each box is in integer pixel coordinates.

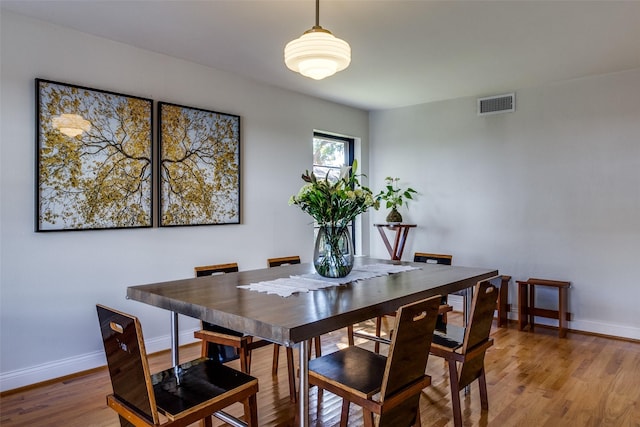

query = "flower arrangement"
[
  {"left": 289, "top": 160, "right": 379, "bottom": 228},
  {"left": 290, "top": 160, "right": 378, "bottom": 277},
  {"left": 376, "top": 177, "right": 417, "bottom": 223}
]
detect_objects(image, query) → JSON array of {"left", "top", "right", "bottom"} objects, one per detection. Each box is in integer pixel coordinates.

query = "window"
[
  {"left": 313, "top": 133, "right": 354, "bottom": 182},
  {"left": 313, "top": 132, "right": 357, "bottom": 249}
]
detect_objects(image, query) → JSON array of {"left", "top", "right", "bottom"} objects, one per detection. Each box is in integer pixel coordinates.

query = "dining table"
[{"left": 126, "top": 256, "right": 498, "bottom": 427}]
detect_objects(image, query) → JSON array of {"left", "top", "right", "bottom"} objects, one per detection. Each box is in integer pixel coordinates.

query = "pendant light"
[
  {"left": 284, "top": 0, "right": 351, "bottom": 80},
  {"left": 52, "top": 114, "right": 91, "bottom": 137}
]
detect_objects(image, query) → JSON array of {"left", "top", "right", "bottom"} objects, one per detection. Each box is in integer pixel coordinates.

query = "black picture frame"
[
  {"left": 36, "top": 79, "right": 153, "bottom": 231},
  {"left": 158, "top": 102, "right": 241, "bottom": 226}
]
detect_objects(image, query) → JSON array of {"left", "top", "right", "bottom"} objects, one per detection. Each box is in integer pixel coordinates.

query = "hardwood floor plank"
[{"left": 1, "top": 315, "right": 638, "bottom": 426}]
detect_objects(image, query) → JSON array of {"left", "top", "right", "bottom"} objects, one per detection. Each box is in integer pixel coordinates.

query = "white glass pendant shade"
[
  {"left": 52, "top": 113, "right": 91, "bottom": 137},
  {"left": 284, "top": 27, "right": 351, "bottom": 80}
]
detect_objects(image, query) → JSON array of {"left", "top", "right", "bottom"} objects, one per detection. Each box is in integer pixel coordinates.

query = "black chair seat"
[
  {"left": 432, "top": 324, "right": 465, "bottom": 350},
  {"left": 308, "top": 346, "right": 386, "bottom": 398},
  {"left": 152, "top": 358, "right": 256, "bottom": 417}
]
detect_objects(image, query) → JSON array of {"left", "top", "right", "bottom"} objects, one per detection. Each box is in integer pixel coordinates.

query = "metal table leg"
[
  {"left": 171, "top": 312, "right": 181, "bottom": 383},
  {"left": 464, "top": 286, "right": 473, "bottom": 395},
  {"left": 464, "top": 286, "right": 473, "bottom": 326},
  {"left": 298, "top": 340, "right": 309, "bottom": 427}
]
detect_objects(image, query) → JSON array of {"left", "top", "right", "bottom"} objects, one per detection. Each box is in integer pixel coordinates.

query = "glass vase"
[{"left": 313, "top": 226, "right": 354, "bottom": 278}]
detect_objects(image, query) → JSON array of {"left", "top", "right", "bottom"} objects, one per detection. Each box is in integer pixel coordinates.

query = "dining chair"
[
  {"left": 266, "top": 255, "right": 320, "bottom": 402},
  {"left": 96, "top": 304, "right": 258, "bottom": 427},
  {"left": 193, "top": 262, "right": 298, "bottom": 402},
  {"left": 352, "top": 252, "right": 453, "bottom": 352},
  {"left": 413, "top": 252, "right": 455, "bottom": 326},
  {"left": 195, "top": 263, "right": 262, "bottom": 369},
  {"left": 413, "top": 252, "right": 453, "bottom": 264},
  {"left": 267, "top": 255, "right": 302, "bottom": 267},
  {"left": 429, "top": 276, "right": 501, "bottom": 427},
  {"left": 267, "top": 255, "right": 321, "bottom": 357},
  {"left": 309, "top": 295, "right": 442, "bottom": 427}
]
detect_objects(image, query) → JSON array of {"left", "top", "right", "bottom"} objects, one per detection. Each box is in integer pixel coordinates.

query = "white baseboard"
[
  {"left": 450, "top": 296, "right": 640, "bottom": 340},
  {"left": 513, "top": 310, "right": 640, "bottom": 341},
  {"left": 0, "top": 328, "right": 198, "bottom": 393}
]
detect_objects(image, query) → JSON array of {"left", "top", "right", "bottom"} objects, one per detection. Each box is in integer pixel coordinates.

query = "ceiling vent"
[{"left": 477, "top": 93, "right": 515, "bottom": 116}]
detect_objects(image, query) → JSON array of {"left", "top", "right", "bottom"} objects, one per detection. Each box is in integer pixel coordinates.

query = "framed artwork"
[
  {"left": 36, "top": 79, "right": 153, "bottom": 231},
  {"left": 158, "top": 102, "right": 240, "bottom": 226}
]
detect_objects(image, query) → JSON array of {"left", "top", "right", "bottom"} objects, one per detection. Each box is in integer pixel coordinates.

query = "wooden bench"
[{"left": 517, "top": 278, "right": 571, "bottom": 338}]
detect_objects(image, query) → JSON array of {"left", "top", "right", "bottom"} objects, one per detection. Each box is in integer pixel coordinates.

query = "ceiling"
[{"left": 3, "top": 0, "right": 640, "bottom": 111}]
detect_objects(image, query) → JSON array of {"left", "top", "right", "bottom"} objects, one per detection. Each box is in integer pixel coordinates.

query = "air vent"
[{"left": 477, "top": 93, "right": 515, "bottom": 115}]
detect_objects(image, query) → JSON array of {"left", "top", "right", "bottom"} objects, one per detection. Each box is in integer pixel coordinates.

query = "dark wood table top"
[{"left": 127, "top": 257, "right": 498, "bottom": 346}]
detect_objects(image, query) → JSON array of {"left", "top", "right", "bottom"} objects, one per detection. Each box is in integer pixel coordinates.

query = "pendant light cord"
[{"left": 315, "top": 0, "right": 320, "bottom": 28}]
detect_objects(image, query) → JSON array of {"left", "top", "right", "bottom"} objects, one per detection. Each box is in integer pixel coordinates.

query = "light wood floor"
[{"left": 2, "top": 315, "right": 639, "bottom": 426}]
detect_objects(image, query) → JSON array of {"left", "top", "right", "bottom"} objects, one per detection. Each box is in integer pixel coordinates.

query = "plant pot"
[
  {"left": 313, "top": 226, "right": 354, "bottom": 278},
  {"left": 385, "top": 208, "right": 402, "bottom": 224}
]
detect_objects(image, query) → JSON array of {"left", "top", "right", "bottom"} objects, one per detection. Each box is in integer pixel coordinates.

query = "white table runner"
[{"left": 238, "top": 263, "right": 420, "bottom": 297}]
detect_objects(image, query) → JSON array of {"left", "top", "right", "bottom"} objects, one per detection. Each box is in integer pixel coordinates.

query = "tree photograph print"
[
  {"left": 36, "top": 79, "right": 153, "bottom": 231},
  {"left": 158, "top": 103, "right": 240, "bottom": 226}
]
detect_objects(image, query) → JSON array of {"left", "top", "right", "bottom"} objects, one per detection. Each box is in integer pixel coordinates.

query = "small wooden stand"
[
  {"left": 374, "top": 223, "right": 416, "bottom": 260},
  {"left": 517, "top": 278, "right": 571, "bottom": 338}
]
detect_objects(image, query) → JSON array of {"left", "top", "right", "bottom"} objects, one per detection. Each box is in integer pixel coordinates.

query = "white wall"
[
  {"left": 3, "top": 9, "right": 639, "bottom": 394},
  {"left": 369, "top": 68, "right": 640, "bottom": 340},
  {"left": 0, "top": 11, "right": 369, "bottom": 391}
]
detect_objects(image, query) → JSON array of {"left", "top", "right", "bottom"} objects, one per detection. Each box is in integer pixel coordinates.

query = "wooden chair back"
[
  {"left": 459, "top": 276, "right": 501, "bottom": 388},
  {"left": 267, "top": 256, "right": 301, "bottom": 267},
  {"left": 413, "top": 252, "right": 453, "bottom": 265},
  {"left": 378, "top": 295, "right": 441, "bottom": 426},
  {"left": 194, "top": 262, "right": 239, "bottom": 277},
  {"left": 96, "top": 304, "right": 158, "bottom": 425}
]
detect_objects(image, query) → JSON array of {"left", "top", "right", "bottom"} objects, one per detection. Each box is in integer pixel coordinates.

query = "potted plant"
[{"left": 376, "top": 177, "right": 417, "bottom": 223}]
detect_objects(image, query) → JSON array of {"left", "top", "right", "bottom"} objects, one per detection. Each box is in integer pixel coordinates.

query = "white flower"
[
  {"left": 297, "top": 183, "right": 312, "bottom": 198},
  {"left": 339, "top": 165, "right": 352, "bottom": 180}
]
